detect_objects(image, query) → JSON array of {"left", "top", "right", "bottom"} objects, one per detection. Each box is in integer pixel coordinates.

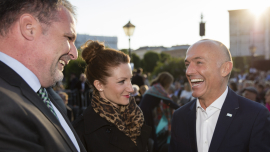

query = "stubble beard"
[{"left": 50, "top": 64, "right": 64, "bottom": 87}]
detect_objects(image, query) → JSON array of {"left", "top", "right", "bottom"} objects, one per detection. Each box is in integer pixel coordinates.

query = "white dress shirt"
[
  {"left": 0, "top": 52, "right": 80, "bottom": 152},
  {"left": 196, "top": 87, "right": 228, "bottom": 152}
]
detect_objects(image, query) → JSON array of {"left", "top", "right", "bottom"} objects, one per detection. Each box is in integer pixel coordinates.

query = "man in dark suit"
[
  {"left": 0, "top": 0, "right": 86, "bottom": 151},
  {"left": 75, "top": 73, "right": 90, "bottom": 107},
  {"left": 132, "top": 68, "right": 145, "bottom": 87},
  {"left": 169, "top": 39, "right": 270, "bottom": 152}
]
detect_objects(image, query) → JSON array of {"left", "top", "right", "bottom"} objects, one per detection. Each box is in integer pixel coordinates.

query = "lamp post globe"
[{"left": 123, "top": 21, "right": 135, "bottom": 58}]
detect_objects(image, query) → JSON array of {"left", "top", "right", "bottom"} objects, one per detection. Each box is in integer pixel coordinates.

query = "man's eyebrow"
[
  {"left": 64, "top": 33, "right": 76, "bottom": 40},
  {"left": 194, "top": 57, "right": 204, "bottom": 60},
  {"left": 185, "top": 56, "right": 205, "bottom": 63}
]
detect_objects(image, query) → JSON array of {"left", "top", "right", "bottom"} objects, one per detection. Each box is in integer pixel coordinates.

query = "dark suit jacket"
[
  {"left": 169, "top": 88, "right": 270, "bottom": 152},
  {"left": 72, "top": 105, "right": 152, "bottom": 152},
  {"left": 0, "top": 61, "right": 86, "bottom": 152}
]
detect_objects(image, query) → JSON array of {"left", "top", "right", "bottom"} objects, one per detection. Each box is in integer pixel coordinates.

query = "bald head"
[{"left": 191, "top": 39, "right": 232, "bottom": 65}]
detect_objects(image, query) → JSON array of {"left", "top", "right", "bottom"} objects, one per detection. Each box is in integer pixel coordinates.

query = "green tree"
[
  {"left": 131, "top": 53, "right": 141, "bottom": 68},
  {"left": 143, "top": 51, "right": 160, "bottom": 73},
  {"left": 160, "top": 52, "right": 171, "bottom": 63},
  {"left": 152, "top": 57, "right": 186, "bottom": 80},
  {"left": 120, "top": 49, "right": 128, "bottom": 55}
]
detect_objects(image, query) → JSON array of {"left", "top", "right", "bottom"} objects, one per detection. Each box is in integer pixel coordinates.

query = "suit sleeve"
[
  {"left": 0, "top": 91, "right": 45, "bottom": 152},
  {"left": 249, "top": 107, "right": 270, "bottom": 152}
]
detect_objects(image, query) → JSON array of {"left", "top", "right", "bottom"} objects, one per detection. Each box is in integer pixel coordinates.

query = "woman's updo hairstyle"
[{"left": 81, "top": 40, "right": 130, "bottom": 91}]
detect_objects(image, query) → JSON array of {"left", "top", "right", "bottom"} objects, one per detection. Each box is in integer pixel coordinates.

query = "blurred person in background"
[
  {"left": 75, "top": 73, "right": 90, "bottom": 108},
  {"left": 59, "top": 92, "right": 74, "bottom": 122},
  {"left": 139, "top": 85, "right": 149, "bottom": 96},
  {"left": 238, "top": 80, "right": 254, "bottom": 95},
  {"left": 68, "top": 73, "right": 78, "bottom": 90},
  {"left": 139, "top": 72, "right": 179, "bottom": 152},
  {"left": 132, "top": 68, "right": 145, "bottom": 87},
  {"left": 143, "top": 73, "right": 150, "bottom": 87},
  {"left": 265, "top": 81, "right": 270, "bottom": 92},
  {"left": 168, "top": 85, "right": 179, "bottom": 104},
  {"left": 256, "top": 83, "right": 266, "bottom": 103},
  {"left": 173, "top": 81, "right": 182, "bottom": 99},
  {"left": 178, "top": 82, "right": 193, "bottom": 106},
  {"left": 131, "top": 84, "right": 142, "bottom": 105},
  {"left": 53, "top": 81, "right": 65, "bottom": 93},
  {"left": 72, "top": 40, "right": 151, "bottom": 152},
  {"left": 242, "top": 87, "right": 258, "bottom": 102},
  {"left": 264, "top": 90, "right": 270, "bottom": 111}
]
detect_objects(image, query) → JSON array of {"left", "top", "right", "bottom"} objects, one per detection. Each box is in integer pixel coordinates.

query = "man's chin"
[{"left": 52, "top": 72, "right": 64, "bottom": 85}]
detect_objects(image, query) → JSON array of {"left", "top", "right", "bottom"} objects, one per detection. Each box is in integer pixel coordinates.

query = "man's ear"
[
  {"left": 221, "top": 61, "right": 233, "bottom": 77},
  {"left": 93, "top": 80, "right": 103, "bottom": 91},
  {"left": 19, "top": 14, "right": 40, "bottom": 41}
]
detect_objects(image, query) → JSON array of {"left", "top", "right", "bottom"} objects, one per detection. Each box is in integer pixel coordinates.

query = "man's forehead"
[{"left": 185, "top": 42, "right": 220, "bottom": 60}]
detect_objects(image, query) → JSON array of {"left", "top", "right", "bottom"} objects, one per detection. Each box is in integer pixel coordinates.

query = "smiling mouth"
[
  {"left": 124, "top": 95, "right": 130, "bottom": 98},
  {"left": 190, "top": 79, "right": 204, "bottom": 87},
  {"left": 59, "top": 60, "right": 66, "bottom": 66}
]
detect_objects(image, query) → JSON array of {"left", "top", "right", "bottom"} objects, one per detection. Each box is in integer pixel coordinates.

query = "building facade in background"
[
  {"left": 75, "top": 34, "right": 118, "bottom": 50},
  {"left": 228, "top": 8, "right": 270, "bottom": 59},
  {"left": 134, "top": 45, "right": 190, "bottom": 59}
]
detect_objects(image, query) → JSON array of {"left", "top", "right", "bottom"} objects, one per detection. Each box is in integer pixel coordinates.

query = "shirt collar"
[
  {"left": 0, "top": 52, "right": 41, "bottom": 92},
  {"left": 196, "top": 86, "right": 228, "bottom": 110}
]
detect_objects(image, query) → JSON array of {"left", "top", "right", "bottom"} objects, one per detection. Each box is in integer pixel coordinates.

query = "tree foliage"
[
  {"left": 143, "top": 51, "right": 160, "bottom": 73},
  {"left": 151, "top": 57, "right": 186, "bottom": 80},
  {"left": 120, "top": 49, "right": 128, "bottom": 55},
  {"left": 160, "top": 52, "right": 171, "bottom": 63},
  {"left": 131, "top": 53, "right": 141, "bottom": 68}
]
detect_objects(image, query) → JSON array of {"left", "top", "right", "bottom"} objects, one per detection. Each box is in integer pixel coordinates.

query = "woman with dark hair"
[
  {"left": 139, "top": 72, "right": 179, "bottom": 152},
  {"left": 72, "top": 40, "right": 151, "bottom": 152}
]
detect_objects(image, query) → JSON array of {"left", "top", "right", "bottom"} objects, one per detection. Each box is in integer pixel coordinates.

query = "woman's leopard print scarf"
[{"left": 91, "top": 90, "right": 144, "bottom": 145}]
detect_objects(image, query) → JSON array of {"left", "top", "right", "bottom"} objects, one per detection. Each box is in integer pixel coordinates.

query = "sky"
[{"left": 69, "top": 0, "right": 270, "bottom": 50}]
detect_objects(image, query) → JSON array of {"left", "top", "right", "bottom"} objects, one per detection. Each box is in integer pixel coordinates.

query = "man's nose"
[
  {"left": 69, "top": 42, "right": 78, "bottom": 60},
  {"left": 186, "top": 63, "right": 195, "bottom": 76}
]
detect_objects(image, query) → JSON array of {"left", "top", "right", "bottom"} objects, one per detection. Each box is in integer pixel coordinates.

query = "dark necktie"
[{"left": 37, "top": 87, "right": 59, "bottom": 120}]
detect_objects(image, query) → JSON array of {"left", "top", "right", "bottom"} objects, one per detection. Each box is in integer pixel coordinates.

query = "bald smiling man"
[{"left": 169, "top": 39, "right": 270, "bottom": 152}]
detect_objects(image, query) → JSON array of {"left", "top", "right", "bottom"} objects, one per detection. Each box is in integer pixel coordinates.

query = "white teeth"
[
  {"left": 59, "top": 60, "right": 65, "bottom": 66},
  {"left": 190, "top": 79, "right": 204, "bottom": 83},
  {"left": 192, "top": 83, "right": 201, "bottom": 87}
]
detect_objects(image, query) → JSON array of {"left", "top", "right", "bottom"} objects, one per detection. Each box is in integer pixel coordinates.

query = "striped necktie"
[{"left": 37, "top": 87, "right": 58, "bottom": 120}]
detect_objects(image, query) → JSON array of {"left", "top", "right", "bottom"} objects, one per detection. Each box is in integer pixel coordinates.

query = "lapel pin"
[{"left": 226, "top": 113, "right": 232, "bottom": 117}]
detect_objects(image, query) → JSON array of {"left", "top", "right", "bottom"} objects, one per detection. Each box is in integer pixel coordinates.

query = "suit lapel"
[
  {"left": 208, "top": 88, "right": 239, "bottom": 152},
  {"left": 49, "top": 93, "right": 86, "bottom": 152},
  {"left": 187, "top": 100, "right": 198, "bottom": 152},
  {"left": 0, "top": 61, "right": 80, "bottom": 152}
]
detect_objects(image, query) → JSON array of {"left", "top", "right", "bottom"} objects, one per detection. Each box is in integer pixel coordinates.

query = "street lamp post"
[
  {"left": 123, "top": 21, "right": 135, "bottom": 58},
  {"left": 199, "top": 13, "right": 205, "bottom": 39}
]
